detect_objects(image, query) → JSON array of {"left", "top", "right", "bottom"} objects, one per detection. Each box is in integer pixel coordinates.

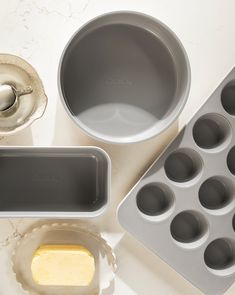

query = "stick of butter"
[{"left": 31, "top": 244, "right": 95, "bottom": 286}]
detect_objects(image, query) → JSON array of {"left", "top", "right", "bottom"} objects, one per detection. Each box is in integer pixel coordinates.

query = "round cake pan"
[{"left": 58, "top": 11, "right": 190, "bottom": 144}]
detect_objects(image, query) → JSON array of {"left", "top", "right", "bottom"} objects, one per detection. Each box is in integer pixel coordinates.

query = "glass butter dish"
[{"left": 12, "top": 222, "right": 116, "bottom": 295}]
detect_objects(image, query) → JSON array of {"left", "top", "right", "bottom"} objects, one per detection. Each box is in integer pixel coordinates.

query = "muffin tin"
[
  {"left": 0, "top": 147, "right": 110, "bottom": 217},
  {"left": 118, "top": 67, "right": 235, "bottom": 295}
]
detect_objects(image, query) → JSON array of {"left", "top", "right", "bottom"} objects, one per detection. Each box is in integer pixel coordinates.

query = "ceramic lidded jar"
[{"left": 0, "top": 54, "right": 47, "bottom": 135}]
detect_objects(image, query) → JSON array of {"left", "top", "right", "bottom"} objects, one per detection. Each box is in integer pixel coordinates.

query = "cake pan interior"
[
  {"left": 0, "top": 147, "right": 109, "bottom": 217},
  {"left": 59, "top": 12, "right": 190, "bottom": 143}
]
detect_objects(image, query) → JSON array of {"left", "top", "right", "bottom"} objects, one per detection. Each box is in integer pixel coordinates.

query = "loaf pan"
[{"left": 0, "top": 147, "right": 110, "bottom": 217}]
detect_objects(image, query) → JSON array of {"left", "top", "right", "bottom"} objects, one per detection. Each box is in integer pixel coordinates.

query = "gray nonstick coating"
[
  {"left": 0, "top": 147, "right": 110, "bottom": 218},
  {"left": 58, "top": 12, "right": 190, "bottom": 143}
]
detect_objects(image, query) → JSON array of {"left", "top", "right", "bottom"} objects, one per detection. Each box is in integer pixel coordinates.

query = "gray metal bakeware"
[
  {"left": 0, "top": 147, "right": 110, "bottom": 218},
  {"left": 118, "top": 67, "right": 235, "bottom": 295},
  {"left": 58, "top": 11, "right": 190, "bottom": 144}
]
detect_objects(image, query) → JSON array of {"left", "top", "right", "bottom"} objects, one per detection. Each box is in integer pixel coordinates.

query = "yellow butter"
[{"left": 31, "top": 244, "right": 95, "bottom": 286}]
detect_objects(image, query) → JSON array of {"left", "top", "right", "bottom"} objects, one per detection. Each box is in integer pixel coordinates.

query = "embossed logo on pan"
[
  {"left": 104, "top": 78, "right": 133, "bottom": 86},
  {"left": 32, "top": 173, "right": 61, "bottom": 183}
]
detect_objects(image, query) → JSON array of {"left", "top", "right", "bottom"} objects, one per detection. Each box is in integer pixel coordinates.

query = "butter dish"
[{"left": 12, "top": 222, "right": 117, "bottom": 295}]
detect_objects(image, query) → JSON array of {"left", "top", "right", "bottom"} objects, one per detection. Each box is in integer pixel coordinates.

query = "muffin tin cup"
[
  {"left": 58, "top": 11, "right": 190, "bottom": 144},
  {"left": 170, "top": 210, "right": 209, "bottom": 249},
  {"left": 164, "top": 148, "right": 203, "bottom": 183},
  {"left": 193, "top": 113, "right": 232, "bottom": 150},
  {"left": 118, "top": 67, "right": 235, "bottom": 295},
  {"left": 227, "top": 146, "right": 235, "bottom": 175},
  {"left": 136, "top": 183, "right": 175, "bottom": 222},
  {"left": 204, "top": 238, "right": 235, "bottom": 276},
  {"left": 221, "top": 80, "right": 235, "bottom": 116},
  {"left": 232, "top": 214, "right": 235, "bottom": 232},
  {"left": 199, "top": 176, "right": 235, "bottom": 214}
]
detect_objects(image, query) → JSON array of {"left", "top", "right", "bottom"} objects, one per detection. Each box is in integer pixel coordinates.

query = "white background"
[{"left": 0, "top": 0, "right": 234, "bottom": 294}]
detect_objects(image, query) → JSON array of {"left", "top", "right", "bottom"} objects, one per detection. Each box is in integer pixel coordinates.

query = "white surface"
[{"left": 0, "top": 0, "right": 234, "bottom": 294}]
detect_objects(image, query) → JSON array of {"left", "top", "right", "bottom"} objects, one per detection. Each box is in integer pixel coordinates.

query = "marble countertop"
[{"left": 0, "top": 0, "right": 235, "bottom": 294}]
